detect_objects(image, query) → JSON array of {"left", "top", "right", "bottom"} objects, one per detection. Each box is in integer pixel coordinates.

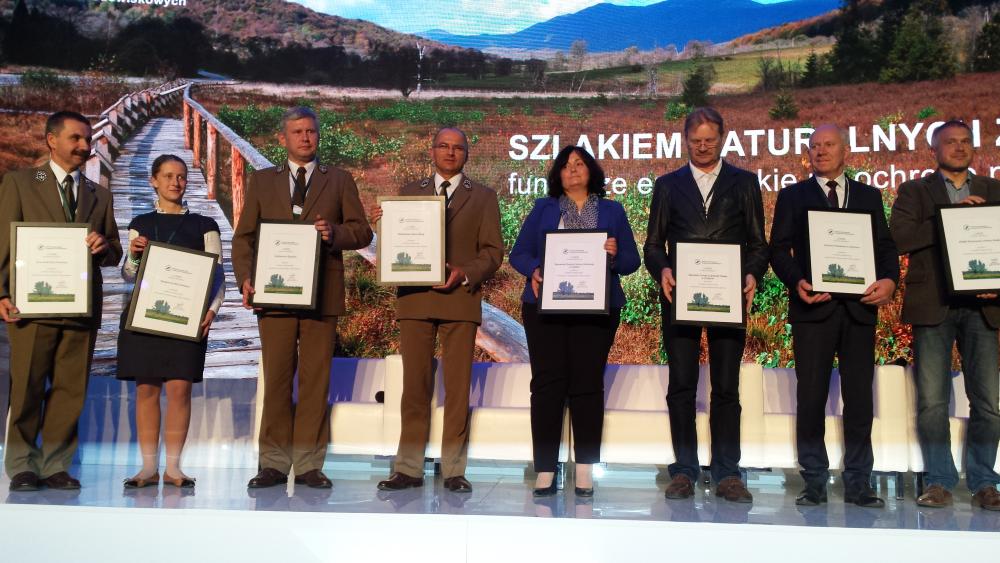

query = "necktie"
[
  {"left": 826, "top": 179, "right": 839, "bottom": 209},
  {"left": 292, "top": 166, "right": 307, "bottom": 216},
  {"left": 60, "top": 175, "right": 76, "bottom": 221},
  {"left": 439, "top": 180, "right": 451, "bottom": 207}
]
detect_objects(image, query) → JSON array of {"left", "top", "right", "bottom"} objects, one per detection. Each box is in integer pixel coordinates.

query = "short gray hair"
[
  {"left": 809, "top": 124, "right": 849, "bottom": 147},
  {"left": 280, "top": 106, "right": 319, "bottom": 133}
]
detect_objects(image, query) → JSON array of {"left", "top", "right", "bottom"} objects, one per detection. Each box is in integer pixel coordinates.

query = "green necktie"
[{"left": 60, "top": 175, "right": 76, "bottom": 221}]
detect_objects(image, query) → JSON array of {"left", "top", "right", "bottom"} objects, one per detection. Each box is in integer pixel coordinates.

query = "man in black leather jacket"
[{"left": 644, "top": 107, "right": 768, "bottom": 504}]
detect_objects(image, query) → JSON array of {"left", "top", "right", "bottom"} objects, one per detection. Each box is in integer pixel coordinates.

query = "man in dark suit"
[
  {"left": 770, "top": 124, "right": 899, "bottom": 507},
  {"left": 232, "top": 106, "right": 373, "bottom": 490},
  {"left": 644, "top": 107, "right": 768, "bottom": 503},
  {"left": 0, "top": 111, "right": 123, "bottom": 491},
  {"left": 374, "top": 127, "right": 504, "bottom": 493},
  {"left": 890, "top": 120, "right": 1000, "bottom": 511}
]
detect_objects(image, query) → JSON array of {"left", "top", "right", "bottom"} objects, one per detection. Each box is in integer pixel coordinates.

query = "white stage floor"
[{"left": 0, "top": 463, "right": 998, "bottom": 562}]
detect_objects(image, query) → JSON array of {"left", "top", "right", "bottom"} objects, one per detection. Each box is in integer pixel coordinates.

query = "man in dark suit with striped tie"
[{"left": 769, "top": 124, "right": 899, "bottom": 507}]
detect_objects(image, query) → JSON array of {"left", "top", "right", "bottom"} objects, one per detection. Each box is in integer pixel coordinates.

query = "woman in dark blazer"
[{"left": 510, "top": 145, "right": 641, "bottom": 497}]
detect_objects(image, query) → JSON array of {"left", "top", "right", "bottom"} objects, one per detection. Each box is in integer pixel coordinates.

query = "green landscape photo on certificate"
[
  {"left": 264, "top": 273, "right": 303, "bottom": 294},
  {"left": 963, "top": 259, "right": 1000, "bottom": 280},
  {"left": 821, "top": 263, "right": 865, "bottom": 284},
  {"left": 144, "top": 300, "right": 189, "bottom": 325},
  {"left": 391, "top": 252, "right": 431, "bottom": 272},
  {"left": 552, "top": 280, "right": 594, "bottom": 301},
  {"left": 687, "top": 292, "right": 730, "bottom": 313},
  {"left": 27, "top": 280, "right": 75, "bottom": 302}
]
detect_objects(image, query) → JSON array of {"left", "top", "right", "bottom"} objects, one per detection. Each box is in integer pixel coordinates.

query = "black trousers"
[
  {"left": 522, "top": 302, "right": 621, "bottom": 472},
  {"left": 661, "top": 305, "right": 744, "bottom": 483},
  {"left": 792, "top": 303, "right": 875, "bottom": 491}
]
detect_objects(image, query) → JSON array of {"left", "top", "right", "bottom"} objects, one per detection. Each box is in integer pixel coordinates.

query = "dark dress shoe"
[
  {"left": 574, "top": 486, "right": 594, "bottom": 498},
  {"left": 795, "top": 486, "right": 827, "bottom": 506},
  {"left": 972, "top": 486, "right": 1000, "bottom": 511},
  {"left": 41, "top": 471, "right": 81, "bottom": 490},
  {"left": 845, "top": 485, "right": 885, "bottom": 508},
  {"left": 9, "top": 471, "right": 40, "bottom": 492},
  {"left": 247, "top": 468, "right": 288, "bottom": 489},
  {"left": 377, "top": 472, "right": 424, "bottom": 491},
  {"left": 715, "top": 476, "right": 753, "bottom": 504},
  {"left": 123, "top": 472, "right": 160, "bottom": 489},
  {"left": 664, "top": 474, "right": 695, "bottom": 499},
  {"left": 443, "top": 475, "right": 472, "bottom": 493},
  {"left": 163, "top": 473, "right": 196, "bottom": 489},
  {"left": 533, "top": 482, "right": 558, "bottom": 497},
  {"left": 294, "top": 469, "right": 332, "bottom": 489}
]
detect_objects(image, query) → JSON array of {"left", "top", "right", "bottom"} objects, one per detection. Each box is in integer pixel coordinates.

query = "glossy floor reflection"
[{"left": 1, "top": 463, "right": 999, "bottom": 533}]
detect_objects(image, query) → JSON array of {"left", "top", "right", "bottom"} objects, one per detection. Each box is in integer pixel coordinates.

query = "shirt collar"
[
  {"left": 154, "top": 199, "right": 190, "bottom": 214},
  {"left": 940, "top": 170, "right": 972, "bottom": 190},
  {"left": 48, "top": 160, "right": 80, "bottom": 186},
  {"left": 288, "top": 159, "right": 317, "bottom": 176},
  {"left": 434, "top": 172, "right": 463, "bottom": 191},
  {"left": 689, "top": 160, "right": 722, "bottom": 181},
  {"left": 815, "top": 173, "right": 846, "bottom": 190}
]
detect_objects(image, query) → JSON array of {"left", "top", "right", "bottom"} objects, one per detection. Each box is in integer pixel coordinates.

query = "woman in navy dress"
[
  {"left": 510, "top": 146, "right": 641, "bottom": 497},
  {"left": 118, "top": 154, "right": 225, "bottom": 489}
]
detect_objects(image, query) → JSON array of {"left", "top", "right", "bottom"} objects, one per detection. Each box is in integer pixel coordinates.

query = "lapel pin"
[{"left": 35, "top": 170, "right": 47, "bottom": 182}]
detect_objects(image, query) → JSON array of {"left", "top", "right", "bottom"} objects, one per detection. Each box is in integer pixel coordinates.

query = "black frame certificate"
[
  {"left": 125, "top": 242, "right": 217, "bottom": 342},
  {"left": 250, "top": 220, "right": 322, "bottom": 309},
  {"left": 10, "top": 222, "right": 92, "bottom": 318},
  {"left": 937, "top": 203, "right": 1000, "bottom": 295},
  {"left": 806, "top": 209, "right": 877, "bottom": 298},
  {"left": 671, "top": 240, "right": 744, "bottom": 328},
  {"left": 376, "top": 195, "right": 446, "bottom": 286},
  {"left": 538, "top": 229, "right": 610, "bottom": 314}
]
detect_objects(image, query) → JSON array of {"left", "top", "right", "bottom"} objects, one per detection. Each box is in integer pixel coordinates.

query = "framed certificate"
[
  {"left": 125, "top": 242, "right": 218, "bottom": 342},
  {"left": 376, "top": 195, "right": 446, "bottom": 286},
  {"left": 10, "top": 222, "right": 91, "bottom": 318},
  {"left": 538, "top": 229, "right": 610, "bottom": 314},
  {"left": 936, "top": 203, "right": 1000, "bottom": 295},
  {"left": 250, "top": 220, "right": 322, "bottom": 309},
  {"left": 806, "top": 209, "right": 877, "bottom": 298},
  {"left": 671, "top": 240, "right": 744, "bottom": 327}
]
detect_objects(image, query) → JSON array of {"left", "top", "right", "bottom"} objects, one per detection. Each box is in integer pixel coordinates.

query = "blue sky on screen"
[{"left": 293, "top": 0, "right": 796, "bottom": 35}]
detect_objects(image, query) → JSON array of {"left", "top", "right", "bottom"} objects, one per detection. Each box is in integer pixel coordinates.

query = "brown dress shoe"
[
  {"left": 294, "top": 469, "right": 332, "bottom": 489},
  {"left": 664, "top": 474, "right": 695, "bottom": 499},
  {"left": 41, "top": 471, "right": 81, "bottom": 490},
  {"left": 377, "top": 472, "right": 424, "bottom": 491},
  {"left": 972, "top": 486, "right": 1000, "bottom": 511},
  {"left": 9, "top": 471, "right": 40, "bottom": 492},
  {"left": 443, "top": 475, "right": 472, "bottom": 493},
  {"left": 247, "top": 468, "right": 288, "bottom": 489},
  {"left": 715, "top": 476, "right": 753, "bottom": 503},
  {"left": 916, "top": 484, "right": 953, "bottom": 508}
]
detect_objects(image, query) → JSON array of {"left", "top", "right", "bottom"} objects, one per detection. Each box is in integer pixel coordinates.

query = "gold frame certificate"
[
  {"left": 125, "top": 242, "right": 218, "bottom": 342},
  {"left": 671, "top": 241, "right": 744, "bottom": 327},
  {"left": 937, "top": 203, "right": 1000, "bottom": 295},
  {"left": 806, "top": 209, "right": 877, "bottom": 298},
  {"left": 376, "top": 195, "right": 446, "bottom": 286},
  {"left": 250, "top": 220, "right": 322, "bottom": 309},
  {"left": 538, "top": 229, "right": 610, "bottom": 314},
  {"left": 10, "top": 222, "right": 92, "bottom": 318}
]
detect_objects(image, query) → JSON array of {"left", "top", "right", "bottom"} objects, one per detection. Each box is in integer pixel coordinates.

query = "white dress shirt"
[
  {"left": 49, "top": 160, "right": 80, "bottom": 202},
  {"left": 689, "top": 160, "right": 722, "bottom": 209},
  {"left": 434, "top": 172, "right": 462, "bottom": 203},
  {"left": 815, "top": 173, "right": 847, "bottom": 208},
  {"left": 287, "top": 159, "right": 317, "bottom": 199}
]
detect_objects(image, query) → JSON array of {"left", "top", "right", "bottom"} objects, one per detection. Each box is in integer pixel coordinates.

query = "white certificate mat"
[
  {"left": 11, "top": 222, "right": 91, "bottom": 318},
  {"left": 377, "top": 196, "right": 446, "bottom": 286},
  {"left": 672, "top": 241, "right": 744, "bottom": 327},
  {"left": 807, "top": 209, "right": 877, "bottom": 296},
  {"left": 938, "top": 203, "right": 1000, "bottom": 294},
  {"left": 251, "top": 221, "right": 321, "bottom": 309},
  {"left": 539, "top": 230, "right": 609, "bottom": 314},
  {"left": 126, "top": 242, "right": 217, "bottom": 341}
]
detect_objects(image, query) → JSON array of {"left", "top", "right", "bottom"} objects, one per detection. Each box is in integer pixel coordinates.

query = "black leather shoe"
[
  {"left": 795, "top": 487, "right": 828, "bottom": 506},
  {"left": 377, "top": 472, "right": 424, "bottom": 491},
  {"left": 294, "top": 469, "right": 332, "bottom": 489},
  {"left": 247, "top": 468, "right": 288, "bottom": 489},
  {"left": 9, "top": 471, "right": 40, "bottom": 492},
  {"left": 41, "top": 471, "right": 81, "bottom": 490},
  {"left": 574, "top": 486, "right": 594, "bottom": 498},
  {"left": 533, "top": 482, "right": 558, "bottom": 497},
  {"left": 845, "top": 485, "right": 885, "bottom": 508},
  {"left": 443, "top": 475, "right": 472, "bottom": 493}
]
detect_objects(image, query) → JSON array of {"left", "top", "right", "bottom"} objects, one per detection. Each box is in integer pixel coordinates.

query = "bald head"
[
  {"left": 808, "top": 124, "right": 849, "bottom": 179},
  {"left": 430, "top": 127, "right": 469, "bottom": 177}
]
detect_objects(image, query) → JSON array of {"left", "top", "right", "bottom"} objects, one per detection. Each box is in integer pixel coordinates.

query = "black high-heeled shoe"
[
  {"left": 533, "top": 482, "right": 558, "bottom": 497},
  {"left": 574, "top": 485, "right": 594, "bottom": 497}
]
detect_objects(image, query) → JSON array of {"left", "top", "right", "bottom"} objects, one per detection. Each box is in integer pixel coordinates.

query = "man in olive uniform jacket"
[
  {"left": 0, "top": 111, "right": 123, "bottom": 491},
  {"left": 232, "top": 107, "right": 373, "bottom": 490},
  {"left": 376, "top": 127, "right": 504, "bottom": 493}
]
